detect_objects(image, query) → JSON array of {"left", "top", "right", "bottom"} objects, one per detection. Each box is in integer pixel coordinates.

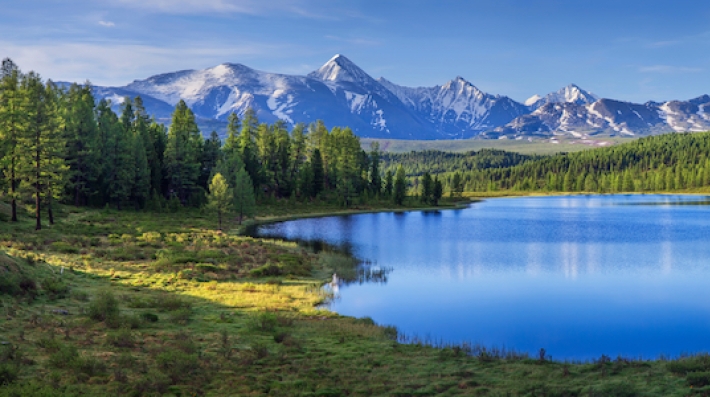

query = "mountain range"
[{"left": 79, "top": 54, "right": 710, "bottom": 140}]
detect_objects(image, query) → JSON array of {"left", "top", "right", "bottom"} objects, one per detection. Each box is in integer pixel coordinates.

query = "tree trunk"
[
  {"left": 218, "top": 209, "right": 222, "bottom": 230},
  {"left": 48, "top": 195, "right": 54, "bottom": 225},
  {"left": 35, "top": 134, "right": 41, "bottom": 231},
  {"left": 10, "top": 156, "right": 17, "bottom": 222}
]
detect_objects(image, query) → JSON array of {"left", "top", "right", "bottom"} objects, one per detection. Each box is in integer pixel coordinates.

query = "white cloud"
[
  {"left": 0, "top": 40, "right": 281, "bottom": 86},
  {"left": 110, "top": 0, "right": 337, "bottom": 18},
  {"left": 98, "top": 20, "right": 115, "bottom": 27},
  {"left": 639, "top": 65, "right": 703, "bottom": 73}
]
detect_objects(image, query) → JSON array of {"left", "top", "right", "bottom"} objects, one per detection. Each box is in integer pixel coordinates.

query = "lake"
[{"left": 252, "top": 195, "right": 710, "bottom": 360}]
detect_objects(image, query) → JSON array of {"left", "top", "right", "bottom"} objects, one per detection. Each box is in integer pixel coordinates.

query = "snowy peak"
[
  {"left": 308, "top": 54, "right": 374, "bottom": 85},
  {"left": 524, "top": 94, "right": 542, "bottom": 106},
  {"left": 527, "top": 84, "right": 599, "bottom": 110}
]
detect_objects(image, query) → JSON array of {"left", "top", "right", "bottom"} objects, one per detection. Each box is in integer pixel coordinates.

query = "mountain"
[
  {"left": 378, "top": 77, "right": 529, "bottom": 139},
  {"left": 525, "top": 84, "right": 599, "bottom": 110},
  {"left": 81, "top": 55, "right": 710, "bottom": 140},
  {"left": 484, "top": 96, "right": 710, "bottom": 139}
]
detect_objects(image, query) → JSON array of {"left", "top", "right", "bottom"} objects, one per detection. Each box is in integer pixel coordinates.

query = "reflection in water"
[{"left": 252, "top": 195, "right": 710, "bottom": 359}]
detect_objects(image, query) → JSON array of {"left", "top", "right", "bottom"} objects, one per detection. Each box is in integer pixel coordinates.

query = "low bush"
[
  {"left": 106, "top": 328, "right": 135, "bottom": 348},
  {"left": 87, "top": 290, "right": 120, "bottom": 324},
  {"left": 687, "top": 371, "right": 710, "bottom": 387}
]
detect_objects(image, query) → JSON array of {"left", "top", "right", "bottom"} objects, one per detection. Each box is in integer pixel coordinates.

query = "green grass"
[
  {"left": 0, "top": 200, "right": 703, "bottom": 396},
  {"left": 362, "top": 136, "right": 631, "bottom": 155}
]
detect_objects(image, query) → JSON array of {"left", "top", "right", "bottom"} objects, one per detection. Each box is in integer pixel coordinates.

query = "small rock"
[{"left": 51, "top": 309, "right": 70, "bottom": 315}]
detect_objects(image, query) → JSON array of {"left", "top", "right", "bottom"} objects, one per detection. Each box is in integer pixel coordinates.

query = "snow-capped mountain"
[
  {"left": 81, "top": 54, "right": 710, "bottom": 140},
  {"left": 378, "top": 77, "right": 529, "bottom": 138},
  {"left": 484, "top": 96, "right": 710, "bottom": 139},
  {"left": 525, "top": 84, "right": 599, "bottom": 110}
]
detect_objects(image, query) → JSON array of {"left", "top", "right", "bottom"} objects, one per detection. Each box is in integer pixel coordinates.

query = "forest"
[{"left": 0, "top": 58, "right": 417, "bottom": 230}]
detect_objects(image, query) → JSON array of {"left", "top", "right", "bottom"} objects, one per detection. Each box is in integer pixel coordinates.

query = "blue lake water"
[{"left": 253, "top": 195, "right": 710, "bottom": 360}]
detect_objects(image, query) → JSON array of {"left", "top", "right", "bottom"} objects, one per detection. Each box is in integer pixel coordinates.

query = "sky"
[{"left": 2, "top": 0, "right": 710, "bottom": 103}]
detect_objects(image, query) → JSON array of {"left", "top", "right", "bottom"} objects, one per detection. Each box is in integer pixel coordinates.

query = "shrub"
[
  {"left": 251, "top": 312, "right": 278, "bottom": 332},
  {"left": 71, "top": 290, "right": 89, "bottom": 301},
  {"left": 141, "top": 312, "right": 159, "bottom": 323},
  {"left": 106, "top": 328, "right": 135, "bottom": 348},
  {"left": 42, "top": 278, "right": 69, "bottom": 299},
  {"left": 687, "top": 371, "right": 710, "bottom": 387},
  {"left": 0, "top": 364, "right": 18, "bottom": 386},
  {"left": 249, "top": 263, "right": 283, "bottom": 278},
  {"left": 156, "top": 349, "right": 201, "bottom": 384},
  {"left": 87, "top": 290, "right": 120, "bottom": 324}
]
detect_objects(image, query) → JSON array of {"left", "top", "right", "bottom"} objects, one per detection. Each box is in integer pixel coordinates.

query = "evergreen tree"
[
  {"left": 164, "top": 100, "right": 202, "bottom": 205},
  {"left": 199, "top": 130, "right": 221, "bottom": 190},
  {"left": 239, "top": 108, "right": 261, "bottom": 191},
  {"left": 383, "top": 170, "right": 394, "bottom": 198},
  {"left": 432, "top": 176, "right": 443, "bottom": 206},
  {"left": 369, "top": 142, "right": 382, "bottom": 195},
  {"left": 311, "top": 148, "right": 324, "bottom": 198},
  {"left": 393, "top": 165, "right": 407, "bottom": 205},
  {"left": 450, "top": 172, "right": 463, "bottom": 198},
  {"left": 233, "top": 165, "right": 256, "bottom": 225},
  {"left": 0, "top": 58, "right": 24, "bottom": 221},
  {"left": 17, "top": 74, "right": 67, "bottom": 229},
  {"left": 420, "top": 172, "right": 433, "bottom": 204},
  {"left": 207, "top": 172, "right": 232, "bottom": 230},
  {"left": 63, "top": 82, "right": 101, "bottom": 206}
]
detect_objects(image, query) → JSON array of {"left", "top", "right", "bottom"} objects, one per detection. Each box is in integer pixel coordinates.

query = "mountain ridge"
[{"left": 76, "top": 55, "right": 710, "bottom": 140}]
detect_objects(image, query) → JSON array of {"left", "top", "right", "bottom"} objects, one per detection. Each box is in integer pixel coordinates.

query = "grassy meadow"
[{"left": 0, "top": 199, "right": 706, "bottom": 396}]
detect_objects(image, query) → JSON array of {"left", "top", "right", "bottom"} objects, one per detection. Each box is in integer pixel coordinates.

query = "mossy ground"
[{"left": 0, "top": 200, "right": 703, "bottom": 396}]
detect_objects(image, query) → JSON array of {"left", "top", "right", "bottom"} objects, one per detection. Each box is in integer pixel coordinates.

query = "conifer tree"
[
  {"left": 420, "top": 172, "right": 433, "bottom": 204},
  {"left": 17, "top": 74, "right": 66, "bottom": 229},
  {"left": 63, "top": 82, "right": 101, "bottom": 206},
  {"left": 432, "top": 176, "right": 443, "bottom": 206},
  {"left": 233, "top": 165, "right": 255, "bottom": 225},
  {"left": 0, "top": 58, "right": 24, "bottom": 221},
  {"left": 393, "top": 165, "right": 407, "bottom": 205},
  {"left": 207, "top": 172, "right": 232, "bottom": 230},
  {"left": 311, "top": 148, "right": 324, "bottom": 198},
  {"left": 369, "top": 142, "right": 382, "bottom": 195},
  {"left": 384, "top": 170, "right": 393, "bottom": 198},
  {"left": 164, "top": 100, "right": 201, "bottom": 204}
]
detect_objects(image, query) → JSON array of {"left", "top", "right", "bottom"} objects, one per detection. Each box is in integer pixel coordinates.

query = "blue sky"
[{"left": 2, "top": 0, "right": 710, "bottom": 103}]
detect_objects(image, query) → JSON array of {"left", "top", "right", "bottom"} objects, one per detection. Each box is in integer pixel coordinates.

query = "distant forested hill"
[
  {"left": 387, "top": 132, "right": 710, "bottom": 194},
  {"left": 381, "top": 149, "right": 538, "bottom": 178}
]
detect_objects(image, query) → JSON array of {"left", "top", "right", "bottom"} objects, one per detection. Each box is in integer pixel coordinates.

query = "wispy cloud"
[
  {"left": 639, "top": 65, "right": 703, "bottom": 73},
  {"left": 646, "top": 40, "right": 680, "bottom": 48},
  {"left": 111, "top": 0, "right": 341, "bottom": 19},
  {"left": 0, "top": 40, "right": 282, "bottom": 86},
  {"left": 98, "top": 20, "right": 115, "bottom": 27}
]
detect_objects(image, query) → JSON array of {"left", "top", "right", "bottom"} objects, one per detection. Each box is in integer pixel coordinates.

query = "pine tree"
[
  {"left": 0, "top": 58, "right": 24, "bottom": 221},
  {"left": 63, "top": 82, "right": 101, "bottom": 206},
  {"left": 393, "top": 165, "right": 407, "bottom": 205},
  {"left": 233, "top": 165, "right": 255, "bottom": 225},
  {"left": 164, "top": 100, "right": 202, "bottom": 205},
  {"left": 383, "top": 170, "right": 393, "bottom": 198},
  {"left": 369, "top": 142, "right": 382, "bottom": 195},
  {"left": 420, "top": 172, "right": 433, "bottom": 204},
  {"left": 432, "top": 176, "right": 443, "bottom": 206},
  {"left": 311, "top": 148, "right": 324, "bottom": 198},
  {"left": 17, "top": 74, "right": 66, "bottom": 229},
  {"left": 199, "top": 130, "right": 221, "bottom": 190},
  {"left": 207, "top": 172, "right": 232, "bottom": 230}
]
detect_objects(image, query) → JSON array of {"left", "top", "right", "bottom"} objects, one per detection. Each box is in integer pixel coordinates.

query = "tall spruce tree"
[
  {"left": 0, "top": 58, "right": 24, "bottom": 221},
  {"left": 393, "top": 165, "right": 407, "bottom": 205},
  {"left": 369, "top": 142, "right": 382, "bottom": 195},
  {"left": 164, "top": 100, "right": 202, "bottom": 205},
  {"left": 18, "top": 74, "right": 66, "bottom": 229},
  {"left": 63, "top": 82, "right": 101, "bottom": 206},
  {"left": 233, "top": 165, "right": 256, "bottom": 225}
]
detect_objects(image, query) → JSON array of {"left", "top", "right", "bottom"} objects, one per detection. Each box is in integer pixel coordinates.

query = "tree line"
[
  {"left": 430, "top": 133, "right": 710, "bottom": 193},
  {"left": 0, "top": 59, "right": 411, "bottom": 229}
]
